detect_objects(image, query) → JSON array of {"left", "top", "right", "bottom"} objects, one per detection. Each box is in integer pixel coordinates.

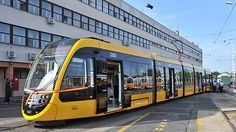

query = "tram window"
[
  {"left": 175, "top": 69, "right": 183, "bottom": 89},
  {"left": 184, "top": 68, "right": 194, "bottom": 88},
  {"left": 138, "top": 64, "right": 153, "bottom": 90},
  {"left": 61, "top": 54, "right": 94, "bottom": 89},
  {"left": 123, "top": 62, "right": 138, "bottom": 91},
  {"left": 156, "top": 66, "right": 165, "bottom": 91},
  {"left": 124, "top": 61, "right": 152, "bottom": 94}
]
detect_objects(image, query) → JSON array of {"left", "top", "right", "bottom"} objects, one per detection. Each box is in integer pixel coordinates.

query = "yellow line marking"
[
  {"left": 197, "top": 116, "right": 203, "bottom": 132},
  {"left": 154, "top": 119, "right": 168, "bottom": 132},
  {"left": 118, "top": 113, "right": 150, "bottom": 132}
]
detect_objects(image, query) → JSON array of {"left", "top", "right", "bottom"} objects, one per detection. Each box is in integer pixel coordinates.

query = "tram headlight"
[{"left": 23, "top": 92, "right": 52, "bottom": 115}]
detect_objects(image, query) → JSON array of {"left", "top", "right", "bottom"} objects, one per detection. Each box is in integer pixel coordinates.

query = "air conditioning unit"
[
  {"left": 122, "top": 41, "right": 129, "bottom": 47},
  {"left": 47, "top": 17, "right": 55, "bottom": 24},
  {"left": 28, "top": 53, "right": 36, "bottom": 60},
  {"left": 7, "top": 50, "right": 16, "bottom": 58}
]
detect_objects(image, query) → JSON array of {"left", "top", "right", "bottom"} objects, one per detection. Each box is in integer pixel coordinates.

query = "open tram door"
[
  {"left": 95, "top": 58, "right": 122, "bottom": 114},
  {"left": 167, "top": 68, "right": 177, "bottom": 99}
]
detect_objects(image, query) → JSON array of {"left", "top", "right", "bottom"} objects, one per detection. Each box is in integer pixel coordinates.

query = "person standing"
[
  {"left": 219, "top": 81, "right": 224, "bottom": 93},
  {"left": 213, "top": 80, "right": 217, "bottom": 93},
  {"left": 4, "top": 78, "right": 12, "bottom": 104}
]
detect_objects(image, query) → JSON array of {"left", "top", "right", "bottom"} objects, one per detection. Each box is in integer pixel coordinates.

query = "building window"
[
  {"left": 119, "top": 9, "right": 124, "bottom": 21},
  {"left": 124, "top": 12, "right": 128, "bottom": 22},
  {"left": 102, "top": 23, "right": 108, "bottom": 36},
  {"left": 0, "top": 23, "right": 10, "bottom": 43},
  {"left": 128, "top": 14, "right": 132, "bottom": 25},
  {"left": 41, "top": 32, "right": 51, "bottom": 48},
  {"left": 13, "top": 26, "right": 26, "bottom": 46},
  {"left": 114, "top": 7, "right": 119, "bottom": 19},
  {"left": 81, "top": 16, "right": 88, "bottom": 30},
  {"left": 108, "top": 3, "right": 114, "bottom": 16},
  {"left": 28, "top": 0, "right": 39, "bottom": 15},
  {"left": 128, "top": 33, "right": 132, "bottom": 44},
  {"left": 114, "top": 28, "right": 119, "bottom": 39},
  {"left": 96, "top": 0, "right": 102, "bottom": 11},
  {"left": 53, "top": 5, "right": 62, "bottom": 22},
  {"left": 102, "top": 0, "right": 108, "bottom": 13},
  {"left": 13, "top": 0, "right": 27, "bottom": 11},
  {"left": 14, "top": 68, "right": 29, "bottom": 79},
  {"left": 63, "top": 9, "right": 72, "bottom": 25},
  {"left": 124, "top": 31, "right": 128, "bottom": 43},
  {"left": 108, "top": 26, "right": 114, "bottom": 38},
  {"left": 89, "top": 18, "right": 95, "bottom": 32},
  {"left": 0, "top": 0, "right": 11, "bottom": 6},
  {"left": 119, "top": 30, "right": 123, "bottom": 41},
  {"left": 81, "top": 0, "right": 88, "bottom": 4},
  {"left": 41, "top": 1, "right": 52, "bottom": 17},
  {"left": 28, "top": 30, "right": 39, "bottom": 48},
  {"left": 53, "top": 35, "right": 62, "bottom": 41},
  {"left": 95, "top": 21, "right": 102, "bottom": 34},
  {"left": 73, "top": 12, "right": 81, "bottom": 28},
  {"left": 89, "top": 0, "right": 95, "bottom": 7}
]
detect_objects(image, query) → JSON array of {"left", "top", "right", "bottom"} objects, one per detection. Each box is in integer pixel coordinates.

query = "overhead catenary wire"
[{"left": 208, "top": 1, "right": 236, "bottom": 56}]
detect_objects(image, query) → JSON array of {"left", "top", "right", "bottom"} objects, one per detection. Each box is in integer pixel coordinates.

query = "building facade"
[{"left": 0, "top": 0, "right": 202, "bottom": 97}]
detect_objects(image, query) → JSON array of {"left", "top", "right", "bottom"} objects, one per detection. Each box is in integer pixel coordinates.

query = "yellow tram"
[{"left": 22, "top": 38, "right": 212, "bottom": 123}]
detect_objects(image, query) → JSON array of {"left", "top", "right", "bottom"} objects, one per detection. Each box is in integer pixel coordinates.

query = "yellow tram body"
[{"left": 22, "top": 38, "right": 211, "bottom": 122}]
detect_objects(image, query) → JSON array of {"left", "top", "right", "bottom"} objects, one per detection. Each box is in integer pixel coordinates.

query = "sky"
[{"left": 124, "top": 0, "right": 236, "bottom": 73}]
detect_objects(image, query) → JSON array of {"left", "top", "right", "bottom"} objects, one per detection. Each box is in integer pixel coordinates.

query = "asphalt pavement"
[{"left": 1, "top": 91, "right": 236, "bottom": 132}]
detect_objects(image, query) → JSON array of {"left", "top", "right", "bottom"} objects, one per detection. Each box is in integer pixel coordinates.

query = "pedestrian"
[
  {"left": 213, "top": 80, "right": 217, "bottom": 93},
  {"left": 219, "top": 81, "right": 224, "bottom": 93},
  {"left": 4, "top": 78, "right": 12, "bottom": 104}
]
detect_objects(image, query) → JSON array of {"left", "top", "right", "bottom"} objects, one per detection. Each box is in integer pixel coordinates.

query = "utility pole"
[{"left": 224, "top": 39, "right": 236, "bottom": 89}]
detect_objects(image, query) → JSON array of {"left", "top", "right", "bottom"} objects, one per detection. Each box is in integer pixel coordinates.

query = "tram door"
[
  {"left": 168, "top": 68, "right": 175, "bottom": 98},
  {"left": 96, "top": 59, "right": 108, "bottom": 114},
  {"left": 96, "top": 59, "right": 122, "bottom": 114},
  {"left": 107, "top": 61, "right": 121, "bottom": 111}
]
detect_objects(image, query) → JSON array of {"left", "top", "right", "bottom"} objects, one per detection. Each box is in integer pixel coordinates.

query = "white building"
[{"left": 0, "top": 0, "right": 202, "bottom": 97}]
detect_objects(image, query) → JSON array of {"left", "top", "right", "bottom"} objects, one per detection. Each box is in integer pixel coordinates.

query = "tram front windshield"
[{"left": 25, "top": 39, "right": 77, "bottom": 91}]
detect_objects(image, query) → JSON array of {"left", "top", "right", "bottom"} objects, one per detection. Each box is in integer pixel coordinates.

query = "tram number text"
[{"left": 110, "top": 52, "right": 117, "bottom": 58}]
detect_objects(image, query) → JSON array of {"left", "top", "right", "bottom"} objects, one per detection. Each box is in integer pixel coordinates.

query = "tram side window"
[
  {"left": 61, "top": 54, "right": 94, "bottom": 89},
  {"left": 184, "top": 68, "right": 194, "bottom": 88},
  {"left": 138, "top": 64, "right": 152, "bottom": 91},
  {"left": 175, "top": 69, "right": 183, "bottom": 89},
  {"left": 123, "top": 62, "right": 138, "bottom": 92},
  {"left": 156, "top": 66, "right": 165, "bottom": 91},
  {"left": 123, "top": 61, "right": 152, "bottom": 94}
]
